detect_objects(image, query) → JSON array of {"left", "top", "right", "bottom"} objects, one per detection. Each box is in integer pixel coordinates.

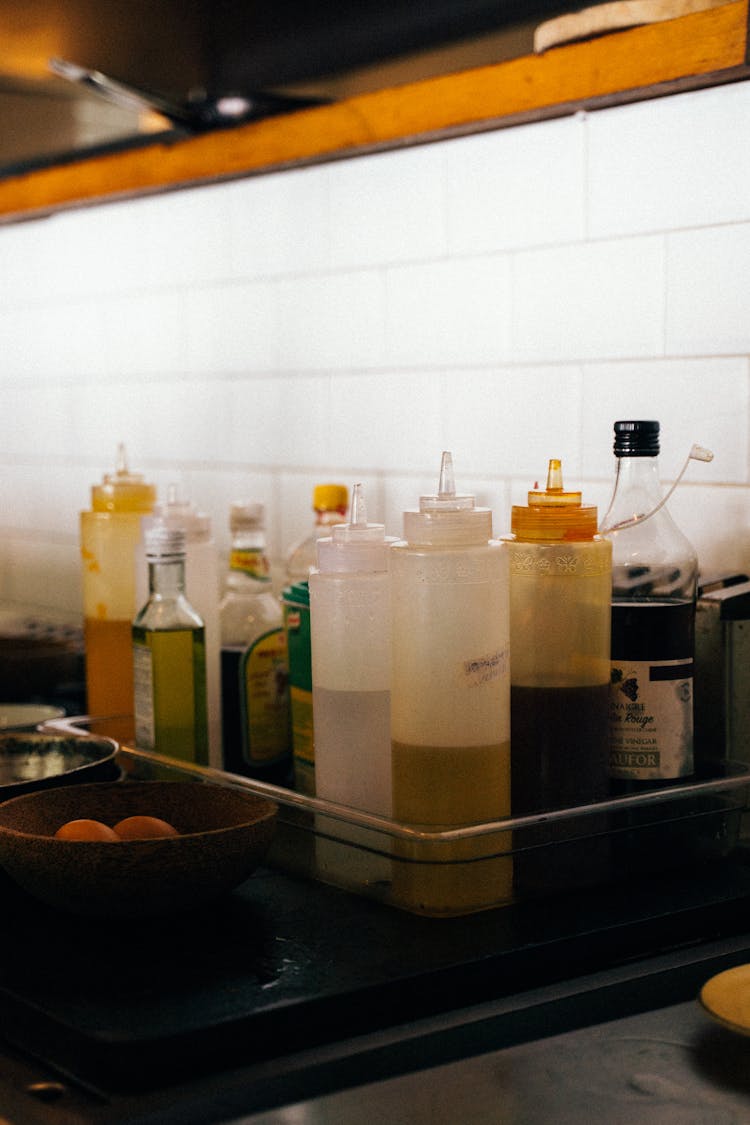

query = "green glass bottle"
[{"left": 133, "top": 522, "right": 208, "bottom": 765}]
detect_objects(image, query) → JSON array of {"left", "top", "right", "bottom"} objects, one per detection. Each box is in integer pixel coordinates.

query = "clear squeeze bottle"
[
  {"left": 138, "top": 486, "right": 221, "bottom": 767},
  {"left": 506, "top": 460, "right": 612, "bottom": 814},
  {"left": 80, "top": 444, "right": 156, "bottom": 732},
  {"left": 601, "top": 420, "right": 699, "bottom": 790},
  {"left": 219, "top": 502, "right": 291, "bottom": 784},
  {"left": 132, "top": 523, "right": 208, "bottom": 765},
  {"left": 390, "top": 452, "right": 511, "bottom": 915},
  {"left": 285, "top": 484, "right": 349, "bottom": 581},
  {"left": 309, "top": 482, "right": 396, "bottom": 815}
]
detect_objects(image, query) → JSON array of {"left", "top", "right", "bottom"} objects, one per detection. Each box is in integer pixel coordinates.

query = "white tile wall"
[{"left": 3, "top": 79, "right": 750, "bottom": 619}]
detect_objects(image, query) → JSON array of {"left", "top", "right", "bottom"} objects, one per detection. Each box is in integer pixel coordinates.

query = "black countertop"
[{"left": 1, "top": 847, "right": 750, "bottom": 1122}]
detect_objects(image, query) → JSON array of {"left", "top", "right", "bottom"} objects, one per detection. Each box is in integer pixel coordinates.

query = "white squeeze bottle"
[
  {"left": 309, "top": 482, "right": 396, "bottom": 815},
  {"left": 390, "top": 451, "right": 512, "bottom": 915}
]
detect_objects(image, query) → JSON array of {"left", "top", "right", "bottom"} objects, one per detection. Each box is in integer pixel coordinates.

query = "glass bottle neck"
[
  {"left": 148, "top": 556, "right": 186, "bottom": 599},
  {"left": 227, "top": 532, "right": 271, "bottom": 587},
  {"left": 604, "top": 455, "right": 664, "bottom": 527},
  {"left": 615, "top": 453, "right": 663, "bottom": 492}
]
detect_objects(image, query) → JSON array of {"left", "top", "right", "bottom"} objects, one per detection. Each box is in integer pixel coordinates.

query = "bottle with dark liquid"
[
  {"left": 504, "top": 460, "right": 612, "bottom": 899},
  {"left": 219, "top": 502, "right": 291, "bottom": 784},
  {"left": 602, "top": 421, "right": 698, "bottom": 791},
  {"left": 506, "top": 459, "right": 612, "bottom": 815}
]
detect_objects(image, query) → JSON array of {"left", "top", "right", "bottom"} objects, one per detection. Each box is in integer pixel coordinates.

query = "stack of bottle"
[{"left": 78, "top": 426, "right": 707, "bottom": 916}]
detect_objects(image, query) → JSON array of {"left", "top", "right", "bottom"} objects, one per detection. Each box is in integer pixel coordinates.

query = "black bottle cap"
[{"left": 613, "top": 420, "right": 660, "bottom": 457}]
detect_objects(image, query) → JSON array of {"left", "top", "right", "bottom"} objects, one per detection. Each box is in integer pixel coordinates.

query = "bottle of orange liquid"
[{"left": 80, "top": 444, "right": 156, "bottom": 736}]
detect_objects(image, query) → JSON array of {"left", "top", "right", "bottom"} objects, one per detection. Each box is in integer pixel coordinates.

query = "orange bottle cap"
[{"left": 511, "top": 459, "right": 598, "bottom": 541}]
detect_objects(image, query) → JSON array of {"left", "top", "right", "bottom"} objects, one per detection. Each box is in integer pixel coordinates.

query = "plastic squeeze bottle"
[
  {"left": 389, "top": 452, "right": 511, "bottom": 915},
  {"left": 309, "top": 482, "right": 396, "bottom": 815},
  {"left": 601, "top": 420, "right": 699, "bottom": 791},
  {"left": 506, "top": 459, "right": 612, "bottom": 815},
  {"left": 132, "top": 523, "right": 208, "bottom": 765},
  {"left": 137, "top": 486, "right": 222, "bottom": 768},
  {"left": 285, "top": 484, "right": 349, "bottom": 581},
  {"left": 80, "top": 444, "right": 155, "bottom": 732},
  {"left": 219, "top": 502, "right": 291, "bottom": 784}
]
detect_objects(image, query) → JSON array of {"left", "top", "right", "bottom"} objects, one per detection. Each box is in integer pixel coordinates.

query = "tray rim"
[{"left": 42, "top": 715, "right": 750, "bottom": 846}]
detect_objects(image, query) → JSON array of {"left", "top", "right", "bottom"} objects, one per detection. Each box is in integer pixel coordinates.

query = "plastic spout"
[
  {"left": 438, "top": 451, "right": 457, "bottom": 500},
  {"left": 115, "top": 441, "right": 128, "bottom": 477},
  {"left": 421, "top": 451, "right": 474, "bottom": 513},
  {"left": 350, "top": 482, "right": 368, "bottom": 529},
  {"left": 527, "top": 460, "right": 582, "bottom": 509},
  {"left": 600, "top": 441, "right": 715, "bottom": 535},
  {"left": 91, "top": 443, "right": 155, "bottom": 512},
  {"left": 316, "top": 482, "right": 393, "bottom": 573},
  {"left": 512, "top": 459, "right": 595, "bottom": 541},
  {"left": 546, "top": 459, "right": 563, "bottom": 493}
]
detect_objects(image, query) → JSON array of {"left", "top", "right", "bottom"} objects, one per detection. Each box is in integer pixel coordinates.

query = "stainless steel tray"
[{"left": 42, "top": 716, "right": 750, "bottom": 917}]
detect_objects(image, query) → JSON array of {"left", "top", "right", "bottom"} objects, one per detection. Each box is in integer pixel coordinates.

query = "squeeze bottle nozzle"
[
  {"left": 316, "top": 482, "right": 393, "bottom": 573},
  {"left": 91, "top": 443, "right": 156, "bottom": 513},
  {"left": 350, "top": 480, "right": 367, "bottom": 528},
  {"left": 511, "top": 459, "right": 598, "bottom": 542},
  {"left": 421, "top": 450, "right": 474, "bottom": 512},
  {"left": 149, "top": 481, "right": 212, "bottom": 543},
  {"left": 404, "top": 451, "right": 492, "bottom": 544}
]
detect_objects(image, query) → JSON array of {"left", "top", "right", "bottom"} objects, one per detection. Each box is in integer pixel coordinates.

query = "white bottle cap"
[
  {"left": 316, "top": 483, "right": 394, "bottom": 573},
  {"left": 229, "top": 501, "right": 265, "bottom": 533},
  {"left": 403, "top": 451, "right": 492, "bottom": 546},
  {"left": 151, "top": 483, "right": 212, "bottom": 543},
  {"left": 144, "top": 521, "right": 186, "bottom": 560}
]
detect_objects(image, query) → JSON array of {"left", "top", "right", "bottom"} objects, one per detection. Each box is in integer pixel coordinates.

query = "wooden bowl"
[{"left": 0, "top": 780, "right": 277, "bottom": 918}]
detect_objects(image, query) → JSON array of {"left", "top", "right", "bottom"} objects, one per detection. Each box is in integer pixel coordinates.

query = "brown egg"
[
  {"left": 54, "top": 818, "right": 120, "bottom": 842},
  {"left": 113, "top": 815, "right": 179, "bottom": 840}
]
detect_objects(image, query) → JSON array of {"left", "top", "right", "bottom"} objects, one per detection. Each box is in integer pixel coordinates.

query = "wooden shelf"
[{"left": 0, "top": 0, "right": 747, "bottom": 223}]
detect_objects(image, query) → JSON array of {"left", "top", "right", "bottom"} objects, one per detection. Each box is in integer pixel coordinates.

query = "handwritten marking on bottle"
[{"left": 463, "top": 648, "right": 508, "bottom": 688}]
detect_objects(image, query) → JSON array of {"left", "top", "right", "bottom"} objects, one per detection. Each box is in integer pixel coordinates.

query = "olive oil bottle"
[{"left": 133, "top": 522, "right": 208, "bottom": 765}]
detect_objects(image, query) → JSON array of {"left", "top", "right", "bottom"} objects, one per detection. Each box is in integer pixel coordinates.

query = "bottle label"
[
  {"left": 290, "top": 684, "right": 314, "bottom": 774},
  {"left": 609, "top": 658, "right": 693, "bottom": 779},
  {"left": 510, "top": 549, "right": 610, "bottom": 577},
  {"left": 238, "top": 628, "right": 290, "bottom": 765},
  {"left": 229, "top": 548, "right": 271, "bottom": 583},
  {"left": 133, "top": 641, "right": 155, "bottom": 750}
]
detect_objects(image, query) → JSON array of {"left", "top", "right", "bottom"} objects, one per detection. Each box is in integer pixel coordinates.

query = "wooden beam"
[{"left": 0, "top": 0, "right": 747, "bottom": 223}]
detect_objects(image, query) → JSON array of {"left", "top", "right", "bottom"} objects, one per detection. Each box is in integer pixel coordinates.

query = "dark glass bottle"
[
  {"left": 601, "top": 421, "right": 698, "bottom": 792},
  {"left": 219, "top": 502, "right": 291, "bottom": 784}
]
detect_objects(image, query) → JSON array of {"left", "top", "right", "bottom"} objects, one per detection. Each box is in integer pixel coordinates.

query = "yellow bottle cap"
[
  {"left": 91, "top": 443, "right": 156, "bottom": 513},
  {"left": 511, "top": 459, "right": 598, "bottom": 541},
  {"left": 312, "top": 484, "right": 349, "bottom": 512}
]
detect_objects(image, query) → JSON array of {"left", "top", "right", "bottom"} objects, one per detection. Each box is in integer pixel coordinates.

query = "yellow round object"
[
  {"left": 699, "top": 964, "right": 750, "bottom": 1036},
  {"left": 312, "top": 484, "right": 348, "bottom": 512},
  {"left": 54, "top": 818, "right": 120, "bottom": 842},
  {"left": 113, "top": 815, "right": 179, "bottom": 840}
]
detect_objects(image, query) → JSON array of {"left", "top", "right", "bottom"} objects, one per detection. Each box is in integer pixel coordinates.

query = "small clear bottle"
[
  {"left": 219, "top": 502, "right": 291, "bottom": 783},
  {"left": 285, "top": 484, "right": 349, "bottom": 581},
  {"left": 132, "top": 523, "right": 208, "bottom": 765},
  {"left": 137, "top": 485, "right": 222, "bottom": 768},
  {"left": 601, "top": 420, "right": 698, "bottom": 789}
]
